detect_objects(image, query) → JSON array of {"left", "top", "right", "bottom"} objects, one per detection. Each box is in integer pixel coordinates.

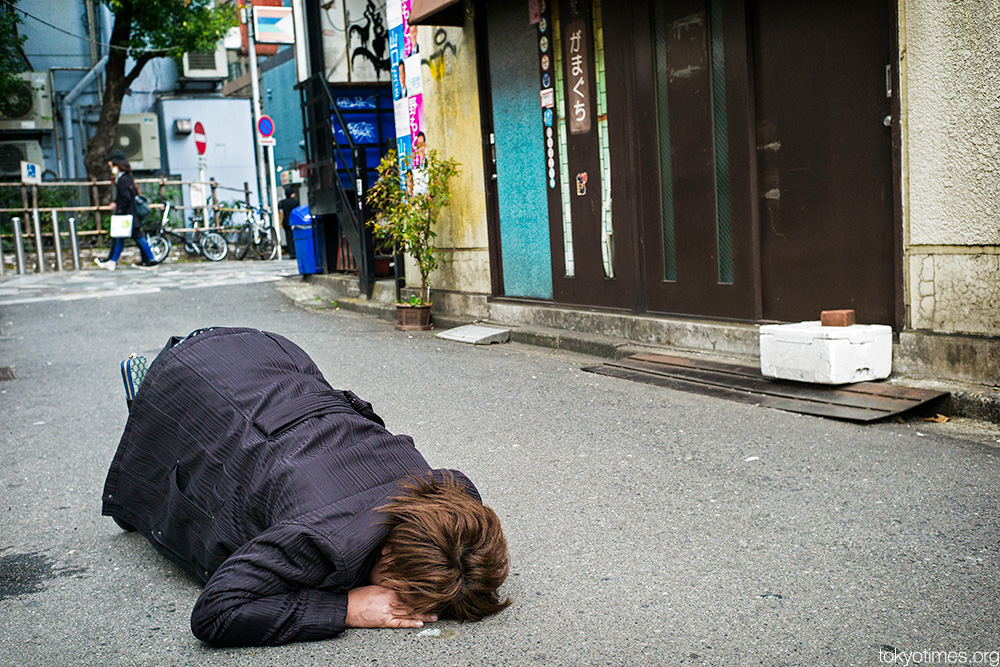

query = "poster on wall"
[{"left": 387, "top": 0, "right": 427, "bottom": 195}]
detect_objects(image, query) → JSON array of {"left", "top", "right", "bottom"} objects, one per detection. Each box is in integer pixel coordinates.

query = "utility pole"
[
  {"left": 290, "top": 0, "right": 310, "bottom": 83},
  {"left": 243, "top": 5, "right": 270, "bottom": 212}
]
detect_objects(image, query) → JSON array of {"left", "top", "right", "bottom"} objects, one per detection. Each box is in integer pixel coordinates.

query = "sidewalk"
[
  {"left": 0, "top": 256, "right": 298, "bottom": 306},
  {"left": 299, "top": 273, "right": 1000, "bottom": 426}
]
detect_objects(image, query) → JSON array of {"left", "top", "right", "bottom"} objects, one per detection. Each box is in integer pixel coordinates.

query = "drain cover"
[{"left": 436, "top": 324, "right": 510, "bottom": 345}]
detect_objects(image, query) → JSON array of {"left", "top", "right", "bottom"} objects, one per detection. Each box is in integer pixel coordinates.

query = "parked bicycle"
[
  {"left": 232, "top": 203, "right": 278, "bottom": 261},
  {"left": 146, "top": 201, "right": 228, "bottom": 263}
]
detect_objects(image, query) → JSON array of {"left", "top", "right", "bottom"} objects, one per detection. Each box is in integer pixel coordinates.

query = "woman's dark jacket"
[
  {"left": 101, "top": 327, "right": 480, "bottom": 646},
  {"left": 113, "top": 171, "right": 136, "bottom": 217}
]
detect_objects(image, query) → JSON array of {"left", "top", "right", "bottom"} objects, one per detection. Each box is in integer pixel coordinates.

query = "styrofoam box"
[{"left": 759, "top": 321, "right": 892, "bottom": 384}]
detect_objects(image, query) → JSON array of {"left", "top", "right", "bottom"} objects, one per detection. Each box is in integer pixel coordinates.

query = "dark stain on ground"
[{"left": 0, "top": 551, "right": 87, "bottom": 601}]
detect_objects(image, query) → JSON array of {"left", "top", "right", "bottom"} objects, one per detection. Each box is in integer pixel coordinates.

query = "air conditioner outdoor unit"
[
  {"left": 113, "top": 114, "right": 161, "bottom": 171},
  {"left": 182, "top": 43, "right": 228, "bottom": 80},
  {"left": 0, "top": 72, "right": 54, "bottom": 131},
  {"left": 0, "top": 140, "right": 44, "bottom": 176}
]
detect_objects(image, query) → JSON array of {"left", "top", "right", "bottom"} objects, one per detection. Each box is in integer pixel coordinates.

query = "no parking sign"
[{"left": 258, "top": 115, "right": 275, "bottom": 146}]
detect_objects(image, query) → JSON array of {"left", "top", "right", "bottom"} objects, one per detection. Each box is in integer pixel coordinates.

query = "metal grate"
[
  {"left": 186, "top": 51, "right": 218, "bottom": 70},
  {"left": 583, "top": 353, "right": 950, "bottom": 423}
]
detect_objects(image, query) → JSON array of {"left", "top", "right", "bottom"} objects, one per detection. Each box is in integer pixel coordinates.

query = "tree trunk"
[{"left": 83, "top": 1, "right": 133, "bottom": 182}]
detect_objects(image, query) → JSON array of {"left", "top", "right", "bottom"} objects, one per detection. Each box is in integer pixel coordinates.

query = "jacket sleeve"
[{"left": 190, "top": 522, "right": 349, "bottom": 646}]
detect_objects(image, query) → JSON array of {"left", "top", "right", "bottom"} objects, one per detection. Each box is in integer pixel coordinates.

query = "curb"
[
  {"left": 508, "top": 324, "right": 1000, "bottom": 425},
  {"left": 297, "top": 274, "right": 1000, "bottom": 425}
]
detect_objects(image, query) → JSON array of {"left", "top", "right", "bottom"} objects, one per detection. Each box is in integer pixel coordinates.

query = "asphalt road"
[{"left": 1, "top": 267, "right": 998, "bottom": 666}]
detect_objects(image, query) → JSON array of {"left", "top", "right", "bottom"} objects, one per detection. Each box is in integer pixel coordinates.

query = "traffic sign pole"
[
  {"left": 244, "top": 7, "right": 269, "bottom": 212},
  {"left": 194, "top": 121, "right": 209, "bottom": 229},
  {"left": 256, "top": 114, "right": 281, "bottom": 260},
  {"left": 266, "top": 142, "right": 281, "bottom": 260}
]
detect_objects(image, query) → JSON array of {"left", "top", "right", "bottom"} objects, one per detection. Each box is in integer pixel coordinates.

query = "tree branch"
[{"left": 124, "top": 51, "right": 166, "bottom": 88}]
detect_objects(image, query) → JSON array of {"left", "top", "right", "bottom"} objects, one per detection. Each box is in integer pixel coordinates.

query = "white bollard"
[
  {"left": 68, "top": 216, "right": 80, "bottom": 270},
  {"left": 12, "top": 216, "right": 26, "bottom": 275},
  {"left": 51, "top": 210, "right": 64, "bottom": 272}
]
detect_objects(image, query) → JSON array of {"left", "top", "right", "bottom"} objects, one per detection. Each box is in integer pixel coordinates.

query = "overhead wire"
[{"left": 0, "top": 0, "right": 134, "bottom": 52}]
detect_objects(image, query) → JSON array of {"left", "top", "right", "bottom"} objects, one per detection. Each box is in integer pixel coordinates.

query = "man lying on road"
[{"left": 102, "top": 327, "right": 511, "bottom": 646}]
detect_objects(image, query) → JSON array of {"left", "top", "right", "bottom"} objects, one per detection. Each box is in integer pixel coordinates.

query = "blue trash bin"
[{"left": 289, "top": 205, "right": 320, "bottom": 274}]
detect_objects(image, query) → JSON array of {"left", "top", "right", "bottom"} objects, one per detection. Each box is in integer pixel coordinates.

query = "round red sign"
[{"left": 194, "top": 121, "right": 206, "bottom": 155}]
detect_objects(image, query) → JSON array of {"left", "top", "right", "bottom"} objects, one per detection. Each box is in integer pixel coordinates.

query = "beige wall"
[
  {"left": 902, "top": 0, "right": 1000, "bottom": 334},
  {"left": 408, "top": 4, "right": 491, "bottom": 296}
]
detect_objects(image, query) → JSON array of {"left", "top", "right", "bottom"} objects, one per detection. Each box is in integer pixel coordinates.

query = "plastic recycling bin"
[{"left": 289, "top": 205, "right": 320, "bottom": 274}]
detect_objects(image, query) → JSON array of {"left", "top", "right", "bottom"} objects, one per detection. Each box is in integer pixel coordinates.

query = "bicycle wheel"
[
  {"left": 147, "top": 234, "right": 171, "bottom": 263},
  {"left": 234, "top": 223, "right": 253, "bottom": 260},
  {"left": 257, "top": 226, "right": 278, "bottom": 260},
  {"left": 200, "top": 231, "right": 228, "bottom": 261}
]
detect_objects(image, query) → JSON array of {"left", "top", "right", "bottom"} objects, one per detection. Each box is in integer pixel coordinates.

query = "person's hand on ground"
[{"left": 346, "top": 585, "right": 438, "bottom": 629}]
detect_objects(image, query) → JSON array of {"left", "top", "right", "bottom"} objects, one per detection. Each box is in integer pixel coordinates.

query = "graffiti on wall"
[
  {"left": 421, "top": 28, "right": 465, "bottom": 81},
  {"left": 321, "top": 0, "right": 391, "bottom": 82},
  {"left": 349, "top": 0, "right": 391, "bottom": 76}
]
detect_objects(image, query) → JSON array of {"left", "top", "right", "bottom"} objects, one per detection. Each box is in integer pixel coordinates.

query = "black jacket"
[
  {"left": 114, "top": 171, "right": 136, "bottom": 217},
  {"left": 102, "top": 327, "right": 480, "bottom": 646}
]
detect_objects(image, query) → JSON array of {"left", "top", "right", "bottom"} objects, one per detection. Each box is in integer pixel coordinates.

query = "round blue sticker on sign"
[
  {"left": 542, "top": 72, "right": 551, "bottom": 88},
  {"left": 543, "top": 108, "right": 553, "bottom": 127}
]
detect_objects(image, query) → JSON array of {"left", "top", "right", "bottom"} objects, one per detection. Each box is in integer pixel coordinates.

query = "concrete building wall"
[
  {"left": 902, "top": 0, "right": 1000, "bottom": 335},
  {"left": 17, "top": 0, "right": 95, "bottom": 73},
  {"left": 121, "top": 59, "right": 180, "bottom": 116},
  {"left": 260, "top": 52, "right": 306, "bottom": 171},
  {"left": 10, "top": 0, "right": 105, "bottom": 177},
  {"left": 158, "top": 97, "right": 259, "bottom": 212},
  {"left": 410, "top": 7, "right": 491, "bottom": 296}
]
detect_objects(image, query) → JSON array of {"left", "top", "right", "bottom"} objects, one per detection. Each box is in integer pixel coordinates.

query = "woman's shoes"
[
  {"left": 133, "top": 259, "right": 159, "bottom": 269},
  {"left": 94, "top": 258, "right": 116, "bottom": 271}
]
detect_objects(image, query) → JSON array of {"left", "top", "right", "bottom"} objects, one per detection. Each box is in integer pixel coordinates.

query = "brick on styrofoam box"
[
  {"left": 759, "top": 321, "right": 892, "bottom": 384},
  {"left": 820, "top": 309, "right": 856, "bottom": 327}
]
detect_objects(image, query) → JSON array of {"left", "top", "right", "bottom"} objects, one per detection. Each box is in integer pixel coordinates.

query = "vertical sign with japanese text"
[{"left": 564, "top": 19, "right": 592, "bottom": 134}]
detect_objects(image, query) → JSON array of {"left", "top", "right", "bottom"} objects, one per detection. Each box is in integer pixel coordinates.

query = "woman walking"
[{"left": 95, "top": 153, "right": 156, "bottom": 270}]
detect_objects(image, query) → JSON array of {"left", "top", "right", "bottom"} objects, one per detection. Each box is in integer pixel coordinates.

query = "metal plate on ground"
[
  {"left": 0, "top": 366, "right": 14, "bottom": 381},
  {"left": 436, "top": 324, "right": 511, "bottom": 345},
  {"left": 583, "top": 353, "right": 950, "bottom": 423}
]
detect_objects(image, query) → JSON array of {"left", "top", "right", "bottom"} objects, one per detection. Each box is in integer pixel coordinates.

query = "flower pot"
[{"left": 395, "top": 303, "right": 432, "bottom": 331}]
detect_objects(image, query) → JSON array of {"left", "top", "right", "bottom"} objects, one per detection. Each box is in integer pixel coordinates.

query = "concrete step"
[{"left": 286, "top": 273, "right": 1000, "bottom": 425}]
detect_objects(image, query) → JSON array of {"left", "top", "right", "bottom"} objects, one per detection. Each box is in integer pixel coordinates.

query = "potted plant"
[{"left": 366, "top": 148, "right": 460, "bottom": 331}]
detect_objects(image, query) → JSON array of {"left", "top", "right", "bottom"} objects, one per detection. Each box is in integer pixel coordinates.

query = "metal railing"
[
  {"left": 299, "top": 74, "right": 378, "bottom": 297},
  {"left": 0, "top": 177, "right": 270, "bottom": 275}
]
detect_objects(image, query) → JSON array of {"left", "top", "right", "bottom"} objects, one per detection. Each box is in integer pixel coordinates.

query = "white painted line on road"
[
  {"left": 0, "top": 287, "right": 162, "bottom": 305},
  {"left": 177, "top": 276, "right": 282, "bottom": 289}
]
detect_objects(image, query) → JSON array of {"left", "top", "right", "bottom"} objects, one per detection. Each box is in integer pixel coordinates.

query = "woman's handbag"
[
  {"left": 128, "top": 179, "right": 151, "bottom": 220},
  {"left": 133, "top": 193, "right": 151, "bottom": 220},
  {"left": 110, "top": 214, "right": 134, "bottom": 238}
]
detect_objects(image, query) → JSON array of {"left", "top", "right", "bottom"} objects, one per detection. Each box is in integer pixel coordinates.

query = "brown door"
[
  {"left": 546, "top": 0, "right": 637, "bottom": 309},
  {"left": 635, "top": 0, "right": 897, "bottom": 324},
  {"left": 639, "top": 0, "right": 759, "bottom": 319},
  {"left": 751, "top": 0, "right": 897, "bottom": 325}
]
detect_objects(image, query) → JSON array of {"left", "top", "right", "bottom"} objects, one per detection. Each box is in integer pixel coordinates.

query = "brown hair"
[
  {"left": 375, "top": 472, "right": 512, "bottom": 621},
  {"left": 109, "top": 155, "right": 132, "bottom": 173}
]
